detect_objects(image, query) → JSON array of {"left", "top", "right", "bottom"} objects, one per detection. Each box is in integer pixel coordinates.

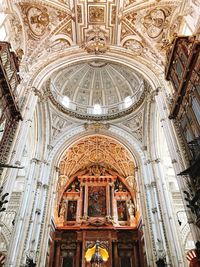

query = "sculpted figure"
[{"left": 128, "top": 200, "right": 135, "bottom": 217}]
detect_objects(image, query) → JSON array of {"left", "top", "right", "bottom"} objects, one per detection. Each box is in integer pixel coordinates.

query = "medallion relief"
[
  {"left": 27, "top": 6, "right": 49, "bottom": 36},
  {"left": 19, "top": 3, "right": 70, "bottom": 41},
  {"left": 143, "top": 8, "right": 169, "bottom": 39},
  {"left": 123, "top": 39, "right": 143, "bottom": 55}
]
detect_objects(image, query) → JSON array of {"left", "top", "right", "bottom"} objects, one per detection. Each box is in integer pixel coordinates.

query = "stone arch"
[
  {"left": 0, "top": 222, "right": 11, "bottom": 252},
  {"left": 35, "top": 122, "right": 156, "bottom": 265},
  {"left": 28, "top": 50, "right": 163, "bottom": 93}
]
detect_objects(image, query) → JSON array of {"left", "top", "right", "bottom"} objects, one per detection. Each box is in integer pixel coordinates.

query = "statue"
[
  {"left": 127, "top": 200, "right": 135, "bottom": 217},
  {"left": 59, "top": 201, "right": 66, "bottom": 220}
]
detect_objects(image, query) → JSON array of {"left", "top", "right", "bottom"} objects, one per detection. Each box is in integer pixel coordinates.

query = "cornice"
[{"left": 46, "top": 80, "right": 147, "bottom": 121}]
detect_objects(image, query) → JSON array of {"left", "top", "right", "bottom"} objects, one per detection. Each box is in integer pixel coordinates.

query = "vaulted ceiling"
[
  {"left": 59, "top": 135, "right": 135, "bottom": 179},
  {"left": 50, "top": 60, "right": 143, "bottom": 107},
  {"left": 10, "top": 0, "right": 184, "bottom": 69},
  {"left": 5, "top": 0, "right": 187, "bottom": 123}
]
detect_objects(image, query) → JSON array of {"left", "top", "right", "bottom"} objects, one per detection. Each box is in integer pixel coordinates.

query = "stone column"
[
  {"left": 155, "top": 89, "right": 200, "bottom": 242},
  {"left": 5, "top": 157, "right": 40, "bottom": 267},
  {"left": 33, "top": 183, "right": 49, "bottom": 257},
  {"left": 2, "top": 91, "right": 38, "bottom": 196},
  {"left": 153, "top": 158, "right": 188, "bottom": 266},
  {"left": 141, "top": 157, "right": 167, "bottom": 267},
  {"left": 36, "top": 165, "right": 59, "bottom": 267}
]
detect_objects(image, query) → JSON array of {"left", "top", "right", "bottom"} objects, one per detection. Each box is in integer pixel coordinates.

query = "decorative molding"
[{"left": 84, "top": 122, "right": 110, "bottom": 132}]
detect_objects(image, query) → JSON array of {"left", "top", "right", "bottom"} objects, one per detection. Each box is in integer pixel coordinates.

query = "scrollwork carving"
[{"left": 81, "top": 26, "right": 109, "bottom": 54}]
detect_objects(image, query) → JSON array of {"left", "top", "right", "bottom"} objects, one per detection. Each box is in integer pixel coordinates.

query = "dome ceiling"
[
  {"left": 49, "top": 60, "right": 146, "bottom": 119},
  {"left": 7, "top": 0, "right": 187, "bottom": 120},
  {"left": 51, "top": 61, "right": 143, "bottom": 106}
]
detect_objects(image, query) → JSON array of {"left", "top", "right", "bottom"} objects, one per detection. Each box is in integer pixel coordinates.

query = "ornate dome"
[{"left": 49, "top": 60, "right": 146, "bottom": 120}]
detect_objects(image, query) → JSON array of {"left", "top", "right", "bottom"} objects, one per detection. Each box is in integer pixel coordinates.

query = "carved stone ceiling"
[
  {"left": 10, "top": 0, "right": 183, "bottom": 67},
  {"left": 59, "top": 135, "right": 135, "bottom": 179},
  {"left": 51, "top": 61, "right": 143, "bottom": 106},
  {"left": 7, "top": 0, "right": 184, "bottom": 119}
]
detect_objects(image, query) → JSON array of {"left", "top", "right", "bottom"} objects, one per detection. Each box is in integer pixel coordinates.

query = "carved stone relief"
[
  {"left": 59, "top": 136, "right": 135, "bottom": 178},
  {"left": 27, "top": 6, "right": 49, "bottom": 37},
  {"left": 124, "top": 0, "right": 137, "bottom": 7},
  {"left": 19, "top": 4, "right": 50, "bottom": 40},
  {"left": 5, "top": 0, "right": 183, "bottom": 71},
  {"left": 16, "top": 2, "right": 72, "bottom": 61},
  {"left": 143, "top": 8, "right": 169, "bottom": 39},
  {"left": 88, "top": 6, "right": 105, "bottom": 24},
  {"left": 51, "top": 112, "right": 73, "bottom": 140},
  {"left": 120, "top": 111, "right": 144, "bottom": 143},
  {"left": 82, "top": 26, "right": 109, "bottom": 54},
  {"left": 120, "top": 24, "right": 135, "bottom": 40},
  {"left": 123, "top": 39, "right": 143, "bottom": 55},
  {"left": 8, "top": 14, "right": 23, "bottom": 52}
]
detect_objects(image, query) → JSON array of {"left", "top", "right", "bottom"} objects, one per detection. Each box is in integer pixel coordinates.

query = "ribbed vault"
[{"left": 58, "top": 135, "right": 136, "bottom": 179}]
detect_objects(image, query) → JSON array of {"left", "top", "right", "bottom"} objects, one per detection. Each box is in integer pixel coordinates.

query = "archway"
[{"left": 48, "top": 134, "right": 146, "bottom": 267}]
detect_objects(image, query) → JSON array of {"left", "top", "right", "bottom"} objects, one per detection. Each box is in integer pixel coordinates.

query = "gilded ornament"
[
  {"left": 124, "top": 12, "right": 136, "bottom": 25},
  {"left": 121, "top": 23, "right": 135, "bottom": 40},
  {"left": 58, "top": 136, "right": 135, "bottom": 178},
  {"left": 81, "top": 27, "right": 109, "bottom": 54},
  {"left": 59, "top": 21, "right": 72, "bottom": 37},
  {"left": 27, "top": 6, "right": 49, "bottom": 36},
  {"left": 88, "top": 6, "right": 105, "bottom": 23},
  {"left": 77, "top": 5, "right": 82, "bottom": 23},
  {"left": 111, "top": 6, "right": 117, "bottom": 24}
]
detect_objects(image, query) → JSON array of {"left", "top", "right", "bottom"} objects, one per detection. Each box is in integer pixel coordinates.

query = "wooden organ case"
[
  {"left": 49, "top": 165, "right": 146, "bottom": 267},
  {"left": 0, "top": 42, "right": 22, "bottom": 167},
  {"left": 165, "top": 36, "right": 200, "bottom": 229}
]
